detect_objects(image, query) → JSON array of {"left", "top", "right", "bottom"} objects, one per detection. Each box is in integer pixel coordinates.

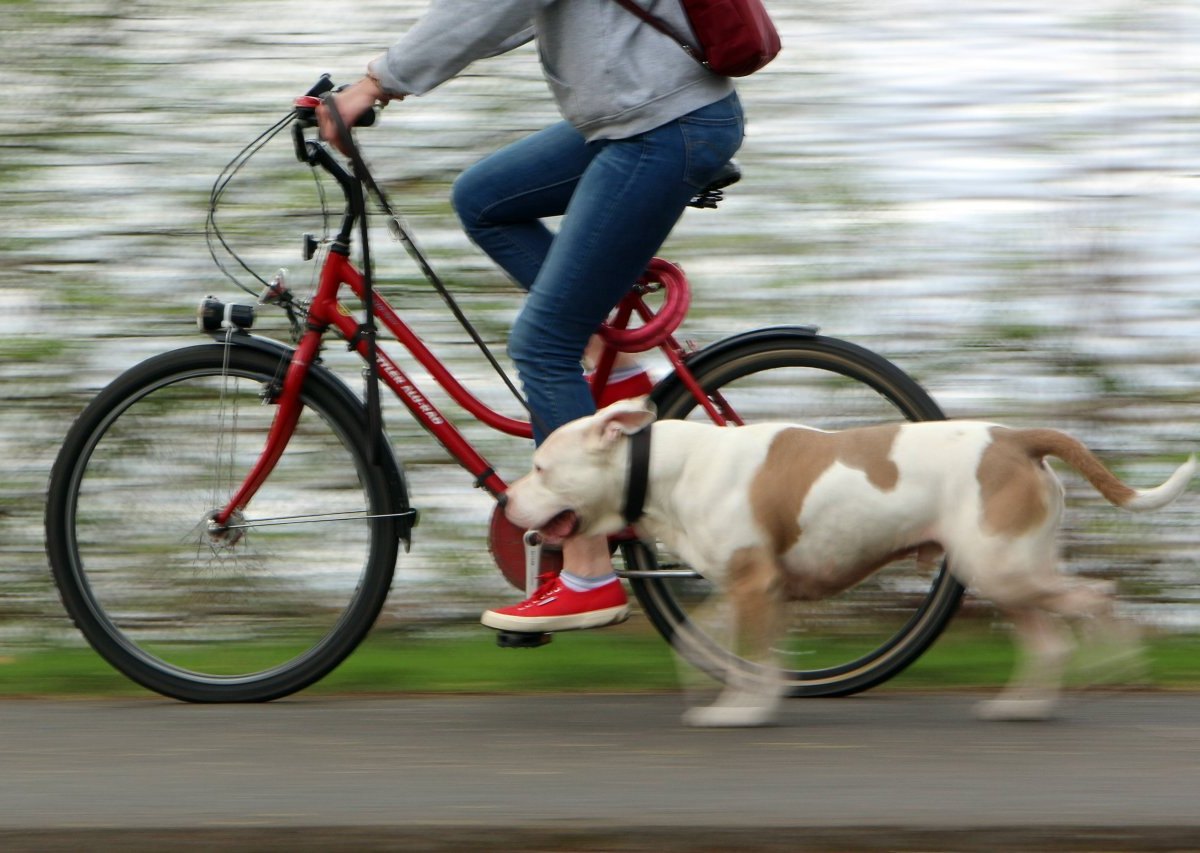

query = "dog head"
[{"left": 503, "top": 398, "right": 656, "bottom": 544}]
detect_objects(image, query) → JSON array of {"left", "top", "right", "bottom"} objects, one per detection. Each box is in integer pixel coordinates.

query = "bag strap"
[{"left": 609, "top": 0, "right": 707, "bottom": 66}]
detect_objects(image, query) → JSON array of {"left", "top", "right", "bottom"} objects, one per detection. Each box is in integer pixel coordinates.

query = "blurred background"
[{"left": 2, "top": 0, "right": 1198, "bottom": 654}]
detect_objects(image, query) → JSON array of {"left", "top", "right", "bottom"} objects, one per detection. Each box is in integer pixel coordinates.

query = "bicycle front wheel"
[
  {"left": 625, "top": 329, "right": 963, "bottom": 697},
  {"left": 45, "top": 343, "right": 403, "bottom": 702}
]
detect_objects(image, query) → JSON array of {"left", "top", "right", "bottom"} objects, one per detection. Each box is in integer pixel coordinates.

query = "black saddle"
[{"left": 688, "top": 160, "right": 742, "bottom": 209}]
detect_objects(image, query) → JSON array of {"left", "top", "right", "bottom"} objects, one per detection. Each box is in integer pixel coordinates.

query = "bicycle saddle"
[
  {"left": 707, "top": 160, "right": 743, "bottom": 191},
  {"left": 689, "top": 160, "right": 742, "bottom": 209}
]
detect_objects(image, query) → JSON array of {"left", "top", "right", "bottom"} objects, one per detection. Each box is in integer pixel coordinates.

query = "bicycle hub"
[
  {"left": 197, "top": 296, "right": 256, "bottom": 332},
  {"left": 204, "top": 509, "right": 246, "bottom": 548}
]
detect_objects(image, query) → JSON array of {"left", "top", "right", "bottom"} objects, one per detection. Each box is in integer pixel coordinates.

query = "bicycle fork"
[{"left": 206, "top": 330, "right": 320, "bottom": 533}]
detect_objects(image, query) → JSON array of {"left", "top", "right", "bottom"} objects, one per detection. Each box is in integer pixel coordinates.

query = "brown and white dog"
[{"left": 504, "top": 399, "right": 1196, "bottom": 727}]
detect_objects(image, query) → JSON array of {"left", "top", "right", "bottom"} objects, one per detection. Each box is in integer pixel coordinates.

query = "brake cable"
[{"left": 206, "top": 112, "right": 297, "bottom": 296}]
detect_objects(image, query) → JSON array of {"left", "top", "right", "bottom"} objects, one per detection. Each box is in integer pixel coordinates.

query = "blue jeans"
[{"left": 451, "top": 93, "right": 744, "bottom": 443}]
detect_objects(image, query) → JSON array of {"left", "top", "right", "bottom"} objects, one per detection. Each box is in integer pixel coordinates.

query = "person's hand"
[{"left": 317, "top": 76, "right": 387, "bottom": 155}]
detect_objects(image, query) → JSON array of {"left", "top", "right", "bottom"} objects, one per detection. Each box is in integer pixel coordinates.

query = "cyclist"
[{"left": 320, "top": 0, "right": 744, "bottom": 634}]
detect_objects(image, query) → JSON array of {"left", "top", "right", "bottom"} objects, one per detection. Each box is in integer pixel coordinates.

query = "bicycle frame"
[{"left": 211, "top": 103, "right": 742, "bottom": 531}]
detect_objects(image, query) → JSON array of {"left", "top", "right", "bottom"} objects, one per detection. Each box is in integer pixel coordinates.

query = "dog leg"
[
  {"left": 975, "top": 609, "right": 1071, "bottom": 721},
  {"left": 682, "top": 669, "right": 785, "bottom": 728},
  {"left": 682, "top": 548, "right": 784, "bottom": 728},
  {"left": 669, "top": 590, "right": 733, "bottom": 705}
]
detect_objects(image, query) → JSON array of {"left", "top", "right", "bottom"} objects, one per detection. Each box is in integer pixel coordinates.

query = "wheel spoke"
[{"left": 221, "top": 508, "right": 418, "bottom": 529}]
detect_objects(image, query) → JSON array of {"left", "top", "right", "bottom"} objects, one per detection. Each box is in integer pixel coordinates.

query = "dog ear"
[{"left": 589, "top": 398, "right": 656, "bottom": 449}]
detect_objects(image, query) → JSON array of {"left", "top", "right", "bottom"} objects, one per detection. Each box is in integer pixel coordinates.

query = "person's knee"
[
  {"left": 450, "top": 167, "right": 485, "bottom": 231},
  {"left": 507, "top": 313, "right": 538, "bottom": 368},
  {"left": 509, "top": 312, "right": 575, "bottom": 381}
]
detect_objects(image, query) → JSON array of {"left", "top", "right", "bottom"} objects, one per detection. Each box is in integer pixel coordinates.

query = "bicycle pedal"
[{"left": 495, "top": 630, "right": 553, "bottom": 649}]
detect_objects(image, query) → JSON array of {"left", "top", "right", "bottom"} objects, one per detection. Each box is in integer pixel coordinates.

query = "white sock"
[
  {"left": 584, "top": 365, "right": 645, "bottom": 382},
  {"left": 560, "top": 571, "right": 618, "bottom": 592},
  {"left": 608, "top": 365, "right": 646, "bottom": 382}
]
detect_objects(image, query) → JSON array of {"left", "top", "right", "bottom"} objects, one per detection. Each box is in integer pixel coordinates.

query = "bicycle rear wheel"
[
  {"left": 624, "top": 329, "right": 963, "bottom": 697},
  {"left": 45, "top": 342, "right": 405, "bottom": 702}
]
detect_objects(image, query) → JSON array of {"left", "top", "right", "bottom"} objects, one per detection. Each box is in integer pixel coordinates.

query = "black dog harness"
[{"left": 621, "top": 426, "right": 652, "bottom": 525}]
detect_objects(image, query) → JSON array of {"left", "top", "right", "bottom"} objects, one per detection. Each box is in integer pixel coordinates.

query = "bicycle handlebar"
[
  {"left": 291, "top": 76, "right": 379, "bottom": 176},
  {"left": 292, "top": 74, "right": 377, "bottom": 133},
  {"left": 288, "top": 76, "right": 377, "bottom": 247}
]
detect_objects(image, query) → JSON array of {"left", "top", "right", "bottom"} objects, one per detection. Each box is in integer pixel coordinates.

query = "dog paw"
[
  {"left": 682, "top": 704, "right": 778, "bottom": 728},
  {"left": 973, "top": 697, "right": 1057, "bottom": 722},
  {"left": 682, "top": 689, "right": 780, "bottom": 728}
]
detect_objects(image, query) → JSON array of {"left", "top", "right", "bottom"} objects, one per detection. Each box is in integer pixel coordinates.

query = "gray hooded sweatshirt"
[{"left": 367, "top": 0, "right": 735, "bottom": 141}]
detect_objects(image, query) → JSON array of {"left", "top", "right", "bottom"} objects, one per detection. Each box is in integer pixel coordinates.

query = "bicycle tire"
[
  {"left": 45, "top": 342, "right": 406, "bottom": 702},
  {"left": 624, "top": 328, "right": 964, "bottom": 697}
]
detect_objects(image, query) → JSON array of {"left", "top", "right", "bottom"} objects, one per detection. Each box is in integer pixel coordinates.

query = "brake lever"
[{"left": 291, "top": 121, "right": 313, "bottom": 163}]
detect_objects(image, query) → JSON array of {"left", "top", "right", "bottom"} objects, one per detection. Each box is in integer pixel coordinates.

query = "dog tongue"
[{"left": 539, "top": 510, "right": 579, "bottom": 544}]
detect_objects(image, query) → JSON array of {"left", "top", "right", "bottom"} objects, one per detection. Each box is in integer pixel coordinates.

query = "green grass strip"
[{"left": 2, "top": 622, "right": 1198, "bottom": 699}]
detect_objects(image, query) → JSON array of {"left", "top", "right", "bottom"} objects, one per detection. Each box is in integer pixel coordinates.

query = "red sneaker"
[
  {"left": 481, "top": 576, "right": 630, "bottom": 633},
  {"left": 589, "top": 369, "right": 653, "bottom": 409}
]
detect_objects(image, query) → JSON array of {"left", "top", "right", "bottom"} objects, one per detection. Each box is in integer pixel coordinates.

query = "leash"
[
  {"left": 320, "top": 95, "right": 385, "bottom": 463},
  {"left": 622, "top": 425, "right": 652, "bottom": 525}
]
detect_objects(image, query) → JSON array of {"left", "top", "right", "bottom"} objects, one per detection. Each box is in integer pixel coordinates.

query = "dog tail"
[
  {"left": 1124, "top": 455, "right": 1198, "bottom": 511},
  {"left": 1013, "top": 428, "right": 1196, "bottom": 512}
]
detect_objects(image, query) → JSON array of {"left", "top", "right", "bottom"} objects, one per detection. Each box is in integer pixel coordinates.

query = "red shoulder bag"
[{"left": 611, "top": 0, "right": 781, "bottom": 77}]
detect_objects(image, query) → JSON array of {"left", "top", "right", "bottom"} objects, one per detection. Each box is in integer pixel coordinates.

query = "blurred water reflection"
[{"left": 3, "top": 1, "right": 1198, "bottom": 647}]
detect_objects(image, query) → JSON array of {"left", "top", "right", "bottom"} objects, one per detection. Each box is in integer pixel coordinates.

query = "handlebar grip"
[
  {"left": 353, "top": 106, "right": 377, "bottom": 128},
  {"left": 332, "top": 82, "right": 378, "bottom": 128},
  {"left": 294, "top": 77, "right": 377, "bottom": 130},
  {"left": 306, "top": 74, "right": 335, "bottom": 98}
]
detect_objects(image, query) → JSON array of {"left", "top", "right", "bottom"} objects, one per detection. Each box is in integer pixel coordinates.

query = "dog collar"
[{"left": 622, "top": 425, "right": 652, "bottom": 525}]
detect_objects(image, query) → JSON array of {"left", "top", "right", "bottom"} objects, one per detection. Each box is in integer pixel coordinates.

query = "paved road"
[{"left": 1, "top": 692, "right": 1198, "bottom": 851}]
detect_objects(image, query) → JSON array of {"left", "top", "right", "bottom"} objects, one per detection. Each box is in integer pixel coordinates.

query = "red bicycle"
[{"left": 46, "top": 77, "right": 960, "bottom": 703}]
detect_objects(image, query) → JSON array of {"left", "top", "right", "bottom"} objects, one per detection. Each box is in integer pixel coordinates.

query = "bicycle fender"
[
  {"left": 206, "top": 332, "right": 417, "bottom": 549},
  {"left": 648, "top": 324, "right": 819, "bottom": 409},
  {"left": 649, "top": 324, "right": 946, "bottom": 423}
]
